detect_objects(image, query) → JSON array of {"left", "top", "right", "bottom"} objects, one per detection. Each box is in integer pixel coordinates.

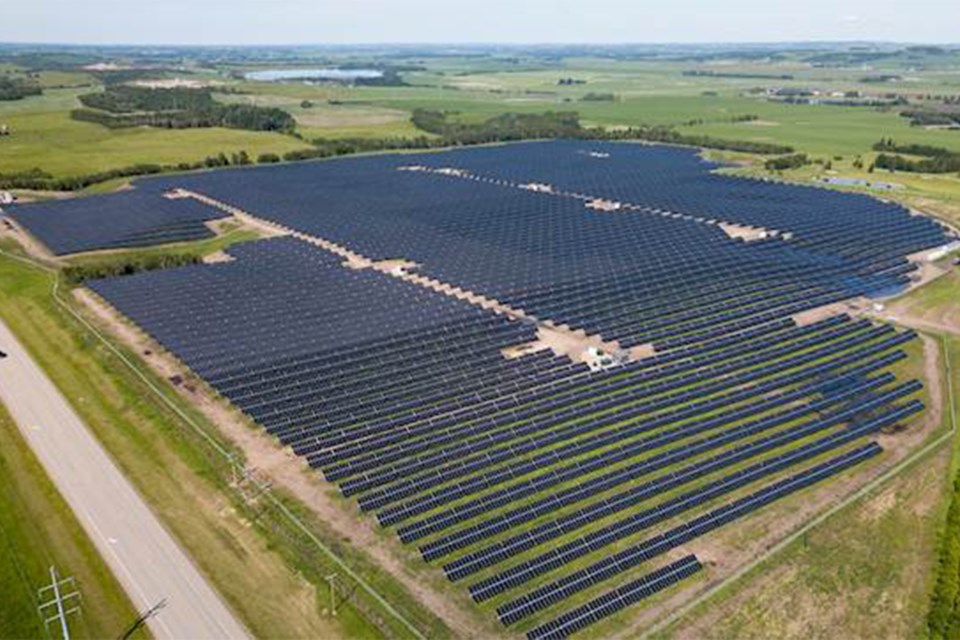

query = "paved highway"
[{"left": 0, "top": 318, "right": 249, "bottom": 639}]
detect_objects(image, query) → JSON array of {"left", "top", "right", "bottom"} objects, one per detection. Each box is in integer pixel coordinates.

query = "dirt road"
[{"left": 0, "top": 318, "right": 249, "bottom": 639}]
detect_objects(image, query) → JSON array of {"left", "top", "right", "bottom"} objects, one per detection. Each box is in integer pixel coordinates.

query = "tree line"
[
  {"left": 899, "top": 109, "right": 960, "bottom": 127},
  {"left": 409, "top": 109, "right": 794, "bottom": 154},
  {"left": 0, "top": 76, "right": 43, "bottom": 101},
  {"left": 73, "top": 86, "right": 296, "bottom": 133},
  {"left": 62, "top": 253, "right": 203, "bottom": 284},
  {"left": 0, "top": 151, "right": 254, "bottom": 191},
  {"left": 928, "top": 474, "right": 960, "bottom": 639},
  {"left": 764, "top": 153, "right": 809, "bottom": 171},
  {"left": 872, "top": 138, "right": 960, "bottom": 174}
]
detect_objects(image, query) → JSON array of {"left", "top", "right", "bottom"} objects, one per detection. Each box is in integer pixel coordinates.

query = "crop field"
[
  {"left": 7, "top": 139, "right": 954, "bottom": 638},
  {"left": 0, "top": 88, "right": 311, "bottom": 177}
]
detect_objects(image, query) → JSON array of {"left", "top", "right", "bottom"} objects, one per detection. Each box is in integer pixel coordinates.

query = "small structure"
[
  {"left": 520, "top": 183, "right": 554, "bottom": 193},
  {"left": 926, "top": 241, "right": 960, "bottom": 263},
  {"left": 435, "top": 167, "right": 469, "bottom": 177},
  {"left": 584, "top": 345, "right": 628, "bottom": 370},
  {"left": 585, "top": 198, "right": 622, "bottom": 212}
]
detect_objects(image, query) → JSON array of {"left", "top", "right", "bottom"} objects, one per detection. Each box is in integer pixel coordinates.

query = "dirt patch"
[
  {"left": 792, "top": 300, "right": 862, "bottom": 327},
  {"left": 718, "top": 222, "right": 778, "bottom": 242},
  {"left": 367, "top": 258, "right": 419, "bottom": 275},
  {"left": 0, "top": 216, "right": 61, "bottom": 265},
  {"left": 535, "top": 324, "right": 628, "bottom": 366},
  {"left": 174, "top": 189, "right": 290, "bottom": 241},
  {"left": 203, "top": 250, "right": 235, "bottom": 264},
  {"left": 131, "top": 78, "right": 221, "bottom": 89},
  {"left": 739, "top": 119, "right": 781, "bottom": 127}
]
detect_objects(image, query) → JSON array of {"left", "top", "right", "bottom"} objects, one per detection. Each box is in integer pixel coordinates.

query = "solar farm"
[{"left": 9, "top": 140, "right": 955, "bottom": 638}]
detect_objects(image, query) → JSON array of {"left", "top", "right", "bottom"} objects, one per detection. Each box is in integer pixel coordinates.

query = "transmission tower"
[{"left": 37, "top": 566, "right": 81, "bottom": 640}]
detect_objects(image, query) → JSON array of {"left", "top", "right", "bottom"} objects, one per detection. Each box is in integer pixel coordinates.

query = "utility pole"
[
  {"left": 325, "top": 573, "right": 338, "bottom": 617},
  {"left": 38, "top": 566, "right": 81, "bottom": 640},
  {"left": 119, "top": 598, "right": 167, "bottom": 639}
]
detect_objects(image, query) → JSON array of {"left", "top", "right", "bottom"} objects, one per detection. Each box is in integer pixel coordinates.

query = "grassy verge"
[
  {"left": 0, "top": 400, "right": 145, "bottom": 639},
  {"left": 60, "top": 223, "right": 263, "bottom": 282},
  {"left": 0, "top": 240, "right": 449, "bottom": 639}
]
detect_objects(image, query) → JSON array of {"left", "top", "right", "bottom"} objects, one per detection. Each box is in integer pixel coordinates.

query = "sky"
[{"left": 5, "top": 0, "right": 958, "bottom": 45}]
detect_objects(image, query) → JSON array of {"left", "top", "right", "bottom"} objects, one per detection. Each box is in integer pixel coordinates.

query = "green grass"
[
  {"left": 214, "top": 91, "right": 424, "bottom": 138},
  {"left": 63, "top": 222, "right": 261, "bottom": 266},
  {"left": 0, "top": 401, "right": 144, "bottom": 639},
  {"left": 685, "top": 101, "right": 960, "bottom": 156},
  {"left": 0, "top": 94, "right": 311, "bottom": 178},
  {"left": 899, "top": 270, "right": 960, "bottom": 314}
]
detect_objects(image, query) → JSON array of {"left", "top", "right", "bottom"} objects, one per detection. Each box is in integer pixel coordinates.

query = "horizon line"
[{"left": 2, "top": 39, "right": 959, "bottom": 48}]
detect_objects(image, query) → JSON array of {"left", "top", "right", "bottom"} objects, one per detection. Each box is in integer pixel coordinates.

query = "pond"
[{"left": 244, "top": 68, "right": 384, "bottom": 82}]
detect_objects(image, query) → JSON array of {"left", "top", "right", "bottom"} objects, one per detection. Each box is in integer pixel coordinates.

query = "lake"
[{"left": 244, "top": 68, "right": 384, "bottom": 82}]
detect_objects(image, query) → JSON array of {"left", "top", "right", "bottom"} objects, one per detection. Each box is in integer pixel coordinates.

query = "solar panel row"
[{"left": 526, "top": 555, "right": 703, "bottom": 640}]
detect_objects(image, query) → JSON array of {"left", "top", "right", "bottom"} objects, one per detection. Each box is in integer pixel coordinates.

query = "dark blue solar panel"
[{"left": 9, "top": 189, "right": 223, "bottom": 254}]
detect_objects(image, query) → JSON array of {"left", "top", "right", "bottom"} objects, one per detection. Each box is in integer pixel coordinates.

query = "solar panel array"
[
  {"left": 137, "top": 141, "right": 951, "bottom": 352},
  {"left": 71, "top": 140, "right": 945, "bottom": 635},
  {"left": 8, "top": 187, "right": 223, "bottom": 254}
]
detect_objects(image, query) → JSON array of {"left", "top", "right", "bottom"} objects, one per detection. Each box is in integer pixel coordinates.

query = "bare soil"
[
  {"left": 718, "top": 222, "right": 776, "bottom": 242},
  {"left": 0, "top": 216, "right": 61, "bottom": 264}
]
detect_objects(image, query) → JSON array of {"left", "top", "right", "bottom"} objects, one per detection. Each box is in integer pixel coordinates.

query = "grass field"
[
  {"left": 0, "top": 401, "right": 144, "bottom": 639},
  {"left": 0, "top": 110, "right": 310, "bottom": 177},
  {"left": 62, "top": 221, "right": 262, "bottom": 266},
  {"left": 0, "top": 240, "right": 449, "bottom": 639},
  {"left": 0, "top": 90, "right": 311, "bottom": 177}
]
